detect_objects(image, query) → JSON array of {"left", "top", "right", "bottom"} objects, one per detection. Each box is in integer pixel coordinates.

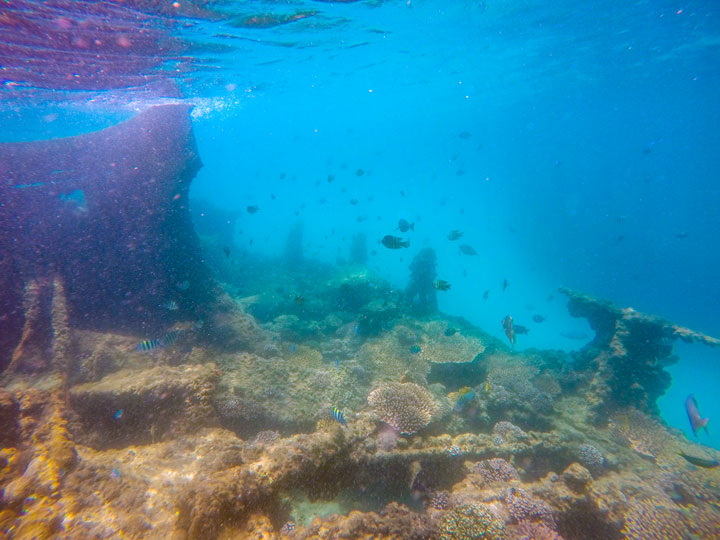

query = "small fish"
[
  {"left": 113, "top": 409, "right": 124, "bottom": 420},
  {"left": 176, "top": 280, "right": 190, "bottom": 291},
  {"left": 400, "top": 190, "right": 406, "bottom": 197},
  {"left": 356, "top": 169, "right": 365, "bottom": 176},
  {"left": 331, "top": 407, "right": 347, "bottom": 425},
  {"left": 136, "top": 338, "right": 162, "bottom": 352},
  {"left": 396, "top": 219, "right": 414, "bottom": 232},
  {"left": 281, "top": 521, "right": 296, "bottom": 535},
  {"left": 160, "top": 330, "right": 182, "bottom": 347},
  {"left": 111, "top": 468, "right": 121, "bottom": 478},
  {"left": 483, "top": 290, "right": 489, "bottom": 300},
  {"left": 484, "top": 381, "right": 490, "bottom": 392},
  {"left": 453, "top": 387, "right": 476, "bottom": 410},
  {"left": 458, "top": 131, "right": 472, "bottom": 139},
  {"left": 447, "top": 230, "right": 464, "bottom": 241},
  {"left": 294, "top": 295, "right": 305, "bottom": 305},
  {"left": 163, "top": 300, "right": 179, "bottom": 311},
  {"left": 532, "top": 314, "right": 546, "bottom": 323},
  {"left": 270, "top": 193, "right": 276, "bottom": 200},
  {"left": 444, "top": 327, "right": 458, "bottom": 337},
  {"left": 448, "top": 445, "right": 461, "bottom": 456},
  {"left": 675, "top": 231, "right": 689, "bottom": 239},
  {"left": 459, "top": 244, "right": 477, "bottom": 256},
  {"left": 678, "top": 451, "right": 719, "bottom": 468},
  {"left": 502, "top": 278, "right": 509, "bottom": 292},
  {"left": 381, "top": 235, "right": 409, "bottom": 249},
  {"left": 685, "top": 394, "right": 710, "bottom": 437},
  {"left": 409, "top": 345, "right": 422, "bottom": 354},
  {"left": 327, "top": 174, "right": 335, "bottom": 183},
  {"left": 247, "top": 205, "right": 259, "bottom": 214},
  {"left": 433, "top": 280, "right": 451, "bottom": 291},
  {"left": 501, "top": 315, "right": 515, "bottom": 346},
  {"left": 333, "top": 358, "right": 339, "bottom": 368},
  {"left": 515, "top": 324, "right": 530, "bottom": 335},
  {"left": 350, "top": 198, "right": 359, "bottom": 205},
  {"left": 223, "top": 246, "right": 230, "bottom": 258},
  {"left": 289, "top": 343, "right": 297, "bottom": 353}
]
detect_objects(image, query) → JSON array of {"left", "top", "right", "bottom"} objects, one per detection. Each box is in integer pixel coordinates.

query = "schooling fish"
[
  {"left": 396, "top": 219, "right": 414, "bottom": 232},
  {"left": 686, "top": 394, "right": 710, "bottom": 437},
  {"left": 678, "top": 451, "right": 719, "bottom": 468},
  {"left": 448, "top": 230, "right": 464, "bottom": 241},
  {"left": 433, "top": 280, "right": 452, "bottom": 291},
  {"left": 331, "top": 407, "right": 347, "bottom": 425},
  {"left": 247, "top": 205, "right": 259, "bottom": 214},
  {"left": 459, "top": 244, "right": 477, "bottom": 256},
  {"left": 532, "top": 314, "right": 546, "bottom": 323},
  {"left": 381, "top": 235, "right": 409, "bottom": 249},
  {"left": 501, "top": 315, "right": 515, "bottom": 346}
]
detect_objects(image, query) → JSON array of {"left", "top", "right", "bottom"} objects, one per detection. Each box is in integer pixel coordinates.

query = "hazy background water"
[{"left": 2, "top": 0, "right": 719, "bottom": 447}]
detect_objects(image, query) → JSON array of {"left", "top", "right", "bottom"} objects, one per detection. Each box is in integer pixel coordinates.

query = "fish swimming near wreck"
[
  {"left": 678, "top": 451, "right": 719, "bottom": 468},
  {"left": 331, "top": 407, "right": 347, "bottom": 425},
  {"left": 135, "top": 330, "right": 183, "bottom": 352},
  {"left": 396, "top": 219, "right": 414, "bottom": 232},
  {"left": 686, "top": 394, "right": 710, "bottom": 437},
  {"left": 501, "top": 315, "right": 515, "bottom": 346},
  {"left": 381, "top": 235, "right": 409, "bottom": 249},
  {"left": 514, "top": 324, "right": 530, "bottom": 335}
]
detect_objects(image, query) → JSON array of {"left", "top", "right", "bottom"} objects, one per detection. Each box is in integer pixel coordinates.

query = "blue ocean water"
[{"left": 2, "top": 0, "right": 719, "bottom": 449}]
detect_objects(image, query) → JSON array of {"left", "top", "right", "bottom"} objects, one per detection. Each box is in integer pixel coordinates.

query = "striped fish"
[
  {"left": 331, "top": 407, "right": 347, "bottom": 425},
  {"left": 135, "top": 338, "right": 163, "bottom": 352},
  {"left": 381, "top": 235, "right": 409, "bottom": 249},
  {"left": 160, "top": 330, "right": 182, "bottom": 347}
]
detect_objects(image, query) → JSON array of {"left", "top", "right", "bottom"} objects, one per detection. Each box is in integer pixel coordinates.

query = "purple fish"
[{"left": 685, "top": 394, "right": 709, "bottom": 437}]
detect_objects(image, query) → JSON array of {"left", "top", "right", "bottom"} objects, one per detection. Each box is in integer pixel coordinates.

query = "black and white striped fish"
[{"left": 381, "top": 235, "right": 409, "bottom": 249}]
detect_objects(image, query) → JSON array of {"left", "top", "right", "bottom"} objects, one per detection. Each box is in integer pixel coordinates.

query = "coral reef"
[
  {"left": 2, "top": 279, "right": 720, "bottom": 540},
  {"left": 368, "top": 382, "right": 437, "bottom": 435}
]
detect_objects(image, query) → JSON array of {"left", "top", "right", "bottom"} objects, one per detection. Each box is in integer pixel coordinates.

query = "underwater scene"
[{"left": 2, "top": 0, "right": 720, "bottom": 538}]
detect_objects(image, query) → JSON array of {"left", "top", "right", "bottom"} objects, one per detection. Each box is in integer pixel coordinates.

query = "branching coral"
[
  {"left": 472, "top": 458, "right": 520, "bottom": 484},
  {"left": 505, "top": 487, "right": 556, "bottom": 529},
  {"left": 368, "top": 382, "right": 437, "bottom": 435},
  {"left": 437, "top": 503, "right": 507, "bottom": 540}
]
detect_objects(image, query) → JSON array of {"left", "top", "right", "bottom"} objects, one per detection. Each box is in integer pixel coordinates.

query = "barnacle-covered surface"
[{"left": 1, "top": 266, "right": 720, "bottom": 539}]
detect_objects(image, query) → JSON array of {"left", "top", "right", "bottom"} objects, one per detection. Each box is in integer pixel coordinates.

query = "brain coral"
[
  {"left": 368, "top": 382, "right": 437, "bottom": 435},
  {"left": 437, "top": 503, "right": 507, "bottom": 540}
]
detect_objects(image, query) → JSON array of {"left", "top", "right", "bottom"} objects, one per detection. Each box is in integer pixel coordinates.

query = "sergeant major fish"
[
  {"left": 381, "top": 235, "right": 409, "bottom": 249},
  {"left": 433, "top": 280, "right": 451, "bottom": 291},
  {"left": 459, "top": 244, "right": 477, "bottom": 256},
  {"left": 331, "top": 407, "right": 347, "bottom": 425}
]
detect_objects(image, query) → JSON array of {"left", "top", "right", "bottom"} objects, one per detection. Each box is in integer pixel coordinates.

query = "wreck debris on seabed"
[{"left": 1, "top": 110, "right": 720, "bottom": 539}]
